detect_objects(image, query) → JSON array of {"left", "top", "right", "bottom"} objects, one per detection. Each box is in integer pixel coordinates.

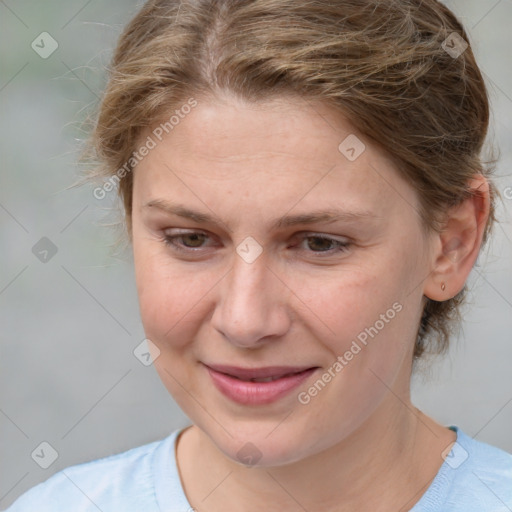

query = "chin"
[{"left": 201, "top": 420, "right": 324, "bottom": 469}]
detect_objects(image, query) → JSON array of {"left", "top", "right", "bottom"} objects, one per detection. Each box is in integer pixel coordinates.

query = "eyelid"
[
  {"left": 162, "top": 229, "right": 215, "bottom": 251},
  {"left": 163, "top": 228, "right": 350, "bottom": 241},
  {"left": 298, "top": 231, "right": 350, "bottom": 242},
  {"left": 162, "top": 229, "right": 352, "bottom": 257}
]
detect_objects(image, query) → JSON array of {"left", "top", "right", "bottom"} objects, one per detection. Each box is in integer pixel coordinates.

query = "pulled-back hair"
[{"left": 88, "top": 0, "right": 498, "bottom": 360}]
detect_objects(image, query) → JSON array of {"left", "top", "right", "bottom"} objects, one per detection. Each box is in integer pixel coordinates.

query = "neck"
[{"left": 176, "top": 397, "right": 454, "bottom": 512}]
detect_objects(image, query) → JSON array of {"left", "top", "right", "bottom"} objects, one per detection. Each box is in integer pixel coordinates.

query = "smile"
[{"left": 204, "top": 364, "right": 319, "bottom": 405}]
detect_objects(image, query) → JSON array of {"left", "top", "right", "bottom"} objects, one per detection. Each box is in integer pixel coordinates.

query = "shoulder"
[
  {"left": 454, "top": 429, "right": 512, "bottom": 489},
  {"left": 414, "top": 427, "right": 512, "bottom": 512},
  {"left": 4, "top": 431, "right": 180, "bottom": 512}
]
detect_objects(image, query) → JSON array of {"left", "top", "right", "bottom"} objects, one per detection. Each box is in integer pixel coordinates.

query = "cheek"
[
  {"left": 133, "top": 243, "right": 215, "bottom": 351},
  {"left": 288, "top": 245, "right": 421, "bottom": 377},
  {"left": 292, "top": 267, "right": 396, "bottom": 347}
]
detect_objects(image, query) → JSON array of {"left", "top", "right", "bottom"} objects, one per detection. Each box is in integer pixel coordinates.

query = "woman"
[{"left": 8, "top": 0, "right": 511, "bottom": 510}]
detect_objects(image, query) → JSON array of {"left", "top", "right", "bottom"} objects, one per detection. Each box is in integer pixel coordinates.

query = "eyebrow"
[{"left": 143, "top": 199, "right": 378, "bottom": 230}]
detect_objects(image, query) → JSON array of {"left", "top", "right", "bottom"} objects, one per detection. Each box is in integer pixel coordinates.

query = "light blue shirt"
[{"left": 5, "top": 426, "right": 512, "bottom": 511}]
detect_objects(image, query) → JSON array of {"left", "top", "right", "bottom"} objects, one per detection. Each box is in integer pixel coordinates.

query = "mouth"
[
  {"left": 204, "top": 364, "right": 318, "bottom": 381},
  {"left": 203, "top": 363, "right": 319, "bottom": 405}
]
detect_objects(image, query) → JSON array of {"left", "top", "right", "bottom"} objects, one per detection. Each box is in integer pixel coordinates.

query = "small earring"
[{"left": 441, "top": 283, "right": 446, "bottom": 291}]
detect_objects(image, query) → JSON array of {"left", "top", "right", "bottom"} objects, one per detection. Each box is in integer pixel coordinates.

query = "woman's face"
[{"left": 131, "top": 94, "right": 434, "bottom": 466}]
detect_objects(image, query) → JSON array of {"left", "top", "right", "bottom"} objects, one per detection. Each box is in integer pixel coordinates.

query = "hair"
[{"left": 86, "top": 0, "right": 499, "bottom": 361}]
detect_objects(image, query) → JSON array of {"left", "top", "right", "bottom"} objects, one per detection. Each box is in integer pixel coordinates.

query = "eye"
[
  {"left": 162, "top": 230, "right": 212, "bottom": 252},
  {"left": 161, "top": 230, "right": 351, "bottom": 258},
  {"left": 297, "top": 234, "right": 351, "bottom": 256}
]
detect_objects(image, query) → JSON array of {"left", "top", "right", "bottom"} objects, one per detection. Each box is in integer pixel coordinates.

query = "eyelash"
[{"left": 161, "top": 231, "right": 351, "bottom": 257}]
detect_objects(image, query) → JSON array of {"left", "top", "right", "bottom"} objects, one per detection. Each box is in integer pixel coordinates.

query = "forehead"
[{"left": 133, "top": 95, "right": 421, "bottom": 226}]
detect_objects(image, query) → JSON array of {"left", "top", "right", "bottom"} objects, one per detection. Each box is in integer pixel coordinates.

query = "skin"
[{"left": 130, "top": 92, "right": 490, "bottom": 512}]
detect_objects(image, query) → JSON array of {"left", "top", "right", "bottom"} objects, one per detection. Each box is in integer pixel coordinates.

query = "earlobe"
[{"left": 423, "top": 174, "right": 490, "bottom": 301}]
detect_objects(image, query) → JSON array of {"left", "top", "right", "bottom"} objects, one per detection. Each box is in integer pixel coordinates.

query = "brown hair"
[{"left": 87, "top": 0, "right": 499, "bottom": 360}]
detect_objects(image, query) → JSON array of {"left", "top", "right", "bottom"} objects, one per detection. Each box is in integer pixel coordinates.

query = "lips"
[
  {"left": 204, "top": 363, "right": 319, "bottom": 405},
  {"left": 204, "top": 364, "right": 316, "bottom": 381}
]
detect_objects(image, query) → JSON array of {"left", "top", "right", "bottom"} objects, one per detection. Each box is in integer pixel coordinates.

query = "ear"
[{"left": 423, "top": 174, "right": 490, "bottom": 301}]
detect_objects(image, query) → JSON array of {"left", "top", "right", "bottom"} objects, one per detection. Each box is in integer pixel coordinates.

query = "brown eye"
[
  {"left": 177, "top": 233, "right": 208, "bottom": 248},
  {"left": 306, "top": 236, "right": 338, "bottom": 252},
  {"left": 163, "top": 231, "right": 211, "bottom": 252},
  {"left": 298, "top": 234, "right": 351, "bottom": 256}
]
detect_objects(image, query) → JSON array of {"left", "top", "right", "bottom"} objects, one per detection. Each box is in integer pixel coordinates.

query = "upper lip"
[{"left": 204, "top": 363, "right": 317, "bottom": 380}]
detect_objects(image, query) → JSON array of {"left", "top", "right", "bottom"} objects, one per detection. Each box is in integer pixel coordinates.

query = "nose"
[{"left": 210, "top": 250, "right": 291, "bottom": 349}]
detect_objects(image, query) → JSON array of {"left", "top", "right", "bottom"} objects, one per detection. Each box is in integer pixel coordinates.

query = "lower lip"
[{"left": 206, "top": 366, "right": 318, "bottom": 405}]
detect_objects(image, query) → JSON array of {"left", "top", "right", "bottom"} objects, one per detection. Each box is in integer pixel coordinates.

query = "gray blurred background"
[{"left": 0, "top": 0, "right": 511, "bottom": 508}]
